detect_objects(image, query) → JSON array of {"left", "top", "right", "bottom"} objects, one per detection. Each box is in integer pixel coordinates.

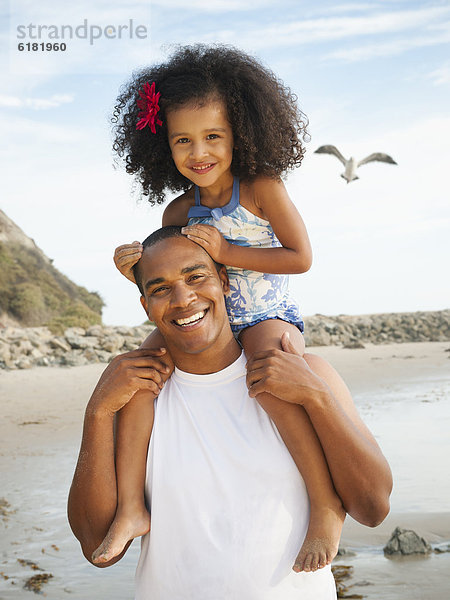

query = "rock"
[
  {"left": 6, "top": 328, "right": 27, "bottom": 341},
  {"left": 27, "top": 328, "right": 52, "bottom": 347},
  {"left": 433, "top": 543, "right": 450, "bottom": 553},
  {"left": 304, "top": 328, "right": 331, "bottom": 346},
  {"left": 115, "top": 326, "right": 136, "bottom": 336},
  {"left": 64, "top": 327, "right": 86, "bottom": 336},
  {"left": 15, "top": 339, "right": 33, "bottom": 354},
  {"left": 29, "top": 348, "right": 44, "bottom": 360},
  {"left": 383, "top": 527, "right": 432, "bottom": 556},
  {"left": 50, "top": 337, "right": 71, "bottom": 352},
  {"left": 0, "top": 310, "right": 449, "bottom": 370},
  {"left": 15, "top": 358, "right": 33, "bottom": 369},
  {"left": 82, "top": 348, "right": 100, "bottom": 362},
  {"left": 0, "top": 343, "right": 11, "bottom": 362},
  {"left": 123, "top": 339, "right": 141, "bottom": 351},
  {"left": 86, "top": 325, "right": 105, "bottom": 337},
  {"left": 36, "top": 356, "right": 50, "bottom": 367},
  {"left": 342, "top": 340, "right": 365, "bottom": 349},
  {"left": 62, "top": 351, "right": 88, "bottom": 367},
  {"left": 336, "top": 547, "right": 357, "bottom": 557},
  {"left": 102, "top": 334, "right": 125, "bottom": 353},
  {"left": 96, "top": 350, "right": 113, "bottom": 363},
  {"left": 65, "top": 333, "right": 98, "bottom": 349}
]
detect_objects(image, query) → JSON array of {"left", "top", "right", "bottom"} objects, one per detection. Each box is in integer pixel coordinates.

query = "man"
[{"left": 68, "top": 227, "right": 392, "bottom": 599}]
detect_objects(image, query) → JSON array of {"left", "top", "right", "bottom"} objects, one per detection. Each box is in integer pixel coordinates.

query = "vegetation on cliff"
[{"left": 0, "top": 210, "right": 103, "bottom": 333}]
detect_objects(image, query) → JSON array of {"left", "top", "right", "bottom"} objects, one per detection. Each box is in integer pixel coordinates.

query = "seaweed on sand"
[
  {"left": 23, "top": 573, "right": 53, "bottom": 594},
  {"left": 332, "top": 565, "right": 364, "bottom": 599}
]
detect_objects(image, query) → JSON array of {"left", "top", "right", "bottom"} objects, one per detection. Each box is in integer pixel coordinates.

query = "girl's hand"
[
  {"left": 181, "top": 224, "right": 230, "bottom": 264},
  {"left": 89, "top": 348, "right": 170, "bottom": 416},
  {"left": 114, "top": 241, "right": 143, "bottom": 283}
]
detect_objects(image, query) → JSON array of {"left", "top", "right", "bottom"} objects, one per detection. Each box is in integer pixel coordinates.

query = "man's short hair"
[{"left": 133, "top": 226, "right": 224, "bottom": 295}]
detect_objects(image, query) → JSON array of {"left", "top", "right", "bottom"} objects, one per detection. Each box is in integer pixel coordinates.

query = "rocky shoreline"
[
  {"left": 0, "top": 310, "right": 448, "bottom": 371},
  {"left": 303, "top": 309, "right": 449, "bottom": 347}
]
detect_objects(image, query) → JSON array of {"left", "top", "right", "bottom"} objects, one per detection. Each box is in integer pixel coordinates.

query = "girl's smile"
[
  {"left": 190, "top": 163, "right": 216, "bottom": 174},
  {"left": 166, "top": 99, "right": 234, "bottom": 194}
]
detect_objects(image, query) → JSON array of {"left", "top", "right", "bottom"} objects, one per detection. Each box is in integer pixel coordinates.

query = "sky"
[{"left": 1, "top": 0, "right": 449, "bottom": 326}]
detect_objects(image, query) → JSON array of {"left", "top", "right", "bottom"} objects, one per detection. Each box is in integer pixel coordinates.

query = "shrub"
[
  {"left": 8, "top": 283, "right": 47, "bottom": 325},
  {"left": 0, "top": 239, "right": 104, "bottom": 328},
  {"left": 47, "top": 302, "right": 102, "bottom": 335}
]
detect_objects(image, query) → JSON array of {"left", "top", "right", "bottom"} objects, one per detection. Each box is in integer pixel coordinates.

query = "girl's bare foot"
[
  {"left": 92, "top": 508, "right": 151, "bottom": 564},
  {"left": 292, "top": 503, "right": 345, "bottom": 573}
]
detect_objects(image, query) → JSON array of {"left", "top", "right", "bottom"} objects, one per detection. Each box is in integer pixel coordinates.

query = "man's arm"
[
  {"left": 68, "top": 400, "right": 120, "bottom": 566},
  {"left": 68, "top": 348, "right": 168, "bottom": 566},
  {"left": 246, "top": 333, "right": 393, "bottom": 527}
]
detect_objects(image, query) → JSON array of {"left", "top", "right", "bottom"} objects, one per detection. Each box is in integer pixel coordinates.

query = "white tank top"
[{"left": 135, "top": 352, "right": 336, "bottom": 600}]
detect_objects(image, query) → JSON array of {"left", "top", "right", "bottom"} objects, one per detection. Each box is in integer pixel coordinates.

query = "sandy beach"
[{"left": 1, "top": 341, "right": 449, "bottom": 599}]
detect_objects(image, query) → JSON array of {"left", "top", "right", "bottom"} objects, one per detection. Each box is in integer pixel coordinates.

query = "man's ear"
[
  {"left": 140, "top": 295, "right": 150, "bottom": 317},
  {"left": 218, "top": 265, "right": 229, "bottom": 294}
]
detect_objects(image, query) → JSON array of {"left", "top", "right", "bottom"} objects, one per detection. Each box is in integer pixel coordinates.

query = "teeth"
[
  {"left": 175, "top": 311, "right": 205, "bottom": 326},
  {"left": 192, "top": 164, "right": 212, "bottom": 171}
]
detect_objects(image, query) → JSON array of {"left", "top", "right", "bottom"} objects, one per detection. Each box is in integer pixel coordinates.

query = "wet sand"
[
  {"left": 0, "top": 341, "right": 449, "bottom": 599},
  {"left": 321, "top": 341, "right": 450, "bottom": 599}
]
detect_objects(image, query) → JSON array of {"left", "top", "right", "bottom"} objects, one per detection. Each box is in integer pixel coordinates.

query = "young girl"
[{"left": 93, "top": 45, "right": 345, "bottom": 573}]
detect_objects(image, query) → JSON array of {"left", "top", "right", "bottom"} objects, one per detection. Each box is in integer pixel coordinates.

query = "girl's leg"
[
  {"left": 91, "top": 329, "right": 173, "bottom": 564},
  {"left": 239, "top": 319, "right": 345, "bottom": 572}
]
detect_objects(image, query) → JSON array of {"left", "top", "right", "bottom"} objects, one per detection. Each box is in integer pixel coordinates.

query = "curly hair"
[{"left": 111, "top": 44, "right": 309, "bottom": 205}]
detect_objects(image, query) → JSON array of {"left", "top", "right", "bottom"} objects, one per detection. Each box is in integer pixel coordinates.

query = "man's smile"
[{"left": 172, "top": 308, "right": 209, "bottom": 328}]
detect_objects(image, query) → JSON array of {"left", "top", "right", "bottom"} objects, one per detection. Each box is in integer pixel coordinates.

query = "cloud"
[
  {"left": 0, "top": 113, "right": 85, "bottom": 145},
  {"left": 193, "top": 5, "right": 450, "bottom": 50},
  {"left": 332, "top": 216, "right": 450, "bottom": 242},
  {"left": 310, "top": 3, "right": 378, "bottom": 15},
  {"left": 428, "top": 62, "right": 450, "bottom": 86},
  {"left": 150, "top": 0, "right": 276, "bottom": 12},
  {"left": 323, "top": 28, "right": 450, "bottom": 62},
  {"left": 10, "top": 0, "right": 150, "bottom": 24},
  {"left": 0, "top": 94, "right": 74, "bottom": 109}
]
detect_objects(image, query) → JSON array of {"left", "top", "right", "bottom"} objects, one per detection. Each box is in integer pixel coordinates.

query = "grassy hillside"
[{"left": 0, "top": 212, "right": 104, "bottom": 333}]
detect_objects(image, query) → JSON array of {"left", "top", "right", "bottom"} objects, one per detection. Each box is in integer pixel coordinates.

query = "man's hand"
[
  {"left": 246, "top": 332, "right": 329, "bottom": 405},
  {"left": 88, "top": 348, "right": 170, "bottom": 416},
  {"left": 181, "top": 224, "right": 230, "bottom": 264},
  {"left": 113, "top": 241, "right": 143, "bottom": 284}
]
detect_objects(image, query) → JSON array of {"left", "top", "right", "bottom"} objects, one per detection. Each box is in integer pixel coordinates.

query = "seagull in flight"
[{"left": 314, "top": 145, "right": 397, "bottom": 183}]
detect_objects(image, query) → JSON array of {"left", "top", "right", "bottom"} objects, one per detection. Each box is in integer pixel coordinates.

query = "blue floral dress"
[{"left": 187, "top": 177, "right": 304, "bottom": 334}]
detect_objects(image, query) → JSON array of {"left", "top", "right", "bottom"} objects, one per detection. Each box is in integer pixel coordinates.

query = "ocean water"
[
  {"left": 339, "top": 366, "right": 450, "bottom": 600},
  {"left": 0, "top": 427, "right": 140, "bottom": 599},
  {"left": 354, "top": 371, "right": 450, "bottom": 514}
]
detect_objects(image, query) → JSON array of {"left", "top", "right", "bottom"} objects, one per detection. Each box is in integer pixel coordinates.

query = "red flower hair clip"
[{"left": 136, "top": 82, "right": 163, "bottom": 133}]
